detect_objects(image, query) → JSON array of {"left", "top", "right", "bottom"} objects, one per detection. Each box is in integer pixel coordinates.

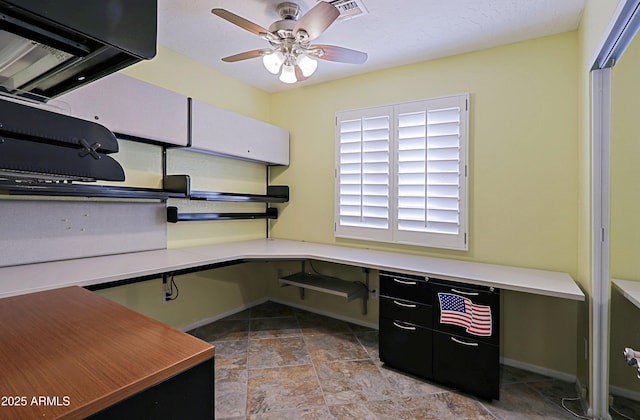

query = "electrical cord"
[
  {"left": 610, "top": 405, "right": 635, "bottom": 420},
  {"left": 167, "top": 273, "right": 179, "bottom": 301},
  {"left": 561, "top": 397, "right": 592, "bottom": 419},
  {"left": 559, "top": 397, "right": 636, "bottom": 420}
]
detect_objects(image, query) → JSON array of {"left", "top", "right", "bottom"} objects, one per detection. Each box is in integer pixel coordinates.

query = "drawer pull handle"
[
  {"left": 451, "top": 288, "right": 479, "bottom": 296},
  {"left": 393, "top": 300, "right": 417, "bottom": 308},
  {"left": 393, "top": 278, "right": 417, "bottom": 285},
  {"left": 451, "top": 337, "right": 479, "bottom": 347},
  {"left": 393, "top": 321, "right": 416, "bottom": 331}
]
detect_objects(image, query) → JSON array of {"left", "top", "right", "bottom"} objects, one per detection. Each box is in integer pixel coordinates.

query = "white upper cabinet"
[
  {"left": 58, "top": 73, "right": 189, "bottom": 146},
  {"left": 58, "top": 73, "right": 289, "bottom": 165},
  {"left": 189, "top": 98, "right": 290, "bottom": 166}
]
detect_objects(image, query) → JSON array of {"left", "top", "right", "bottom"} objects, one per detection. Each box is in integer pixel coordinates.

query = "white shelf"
[
  {"left": 0, "top": 239, "right": 584, "bottom": 301},
  {"left": 279, "top": 272, "right": 367, "bottom": 302},
  {"left": 612, "top": 278, "right": 640, "bottom": 310}
]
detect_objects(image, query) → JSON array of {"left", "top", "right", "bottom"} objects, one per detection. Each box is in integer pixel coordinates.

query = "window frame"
[{"left": 334, "top": 93, "right": 469, "bottom": 251}]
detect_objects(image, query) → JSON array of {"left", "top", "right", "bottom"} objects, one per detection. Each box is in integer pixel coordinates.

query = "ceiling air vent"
[{"left": 324, "top": 0, "right": 369, "bottom": 21}]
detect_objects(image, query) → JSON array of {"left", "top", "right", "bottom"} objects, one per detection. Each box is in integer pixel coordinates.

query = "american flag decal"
[{"left": 437, "top": 292, "right": 492, "bottom": 337}]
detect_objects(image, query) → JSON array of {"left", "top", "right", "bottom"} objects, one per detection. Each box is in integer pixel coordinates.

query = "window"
[{"left": 335, "top": 94, "right": 469, "bottom": 250}]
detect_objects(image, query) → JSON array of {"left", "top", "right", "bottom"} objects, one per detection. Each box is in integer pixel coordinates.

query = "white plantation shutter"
[
  {"left": 335, "top": 106, "right": 392, "bottom": 241},
  {"left": 335, "top": 94, "right": 468, "bottom": 250},
  {"left": 395, "top": 95, "right": 468, "bottom": 249}
]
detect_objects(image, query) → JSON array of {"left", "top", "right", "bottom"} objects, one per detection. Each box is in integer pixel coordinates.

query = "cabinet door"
[
  {"left": 379, "top": 317, "right": 432, "bottom": 379},
  {"left": 432, "top": 281, "right": 500, "bottom": 346},
  {"left": 379, "top": 272, "right": 431, "bottom": 304},
  {"left": 432, "top": 331, "right": 499, "bottom": 400},
  {"left": 190, "top": 98, "right": 290, "bottom": 165},
  {"left": 87, "top": 358, "right": 214, "bottom": 419},
  {"left": 58, "top": 73, "right": 189, "bottom": 146},
  {"left": 380, "top": 296, "right": 432, "bottom": 329}
]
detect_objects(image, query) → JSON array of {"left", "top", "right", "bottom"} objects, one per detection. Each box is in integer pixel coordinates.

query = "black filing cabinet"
[
  {"left": 379, "top": 271, "right": 433, "bottom": 378},
  {"left": 379, "top": 272, "right": 501, "bottom": 400},
  {"left": 432, "top": 279, "right": 500, "bottom": 400}
]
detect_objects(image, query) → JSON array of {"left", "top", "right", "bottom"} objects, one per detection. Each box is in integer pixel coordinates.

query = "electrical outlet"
[
  {"left": 609, "top": 395, "right": 614, "bottom": 407},
  {"left": 580, "top": 386, "right": 588, "bottom": 399},
  {"left": 162, "top": 277, "right": 172, "bottom": 303},
  {"left": 370, "top": 288, "right": 379, "bottom": 299}
]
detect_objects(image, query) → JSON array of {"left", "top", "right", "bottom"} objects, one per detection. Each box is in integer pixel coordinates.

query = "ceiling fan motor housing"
[
  {"left": 268, "top": 18, "right": 297, "bottom": 38},
  {"left": 277, "top": 2, "right": 301, "bottom": 20}
]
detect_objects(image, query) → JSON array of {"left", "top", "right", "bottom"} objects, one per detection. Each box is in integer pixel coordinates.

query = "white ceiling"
[{"left": 157, "top": 0, "right": 585, "bottom": 93}]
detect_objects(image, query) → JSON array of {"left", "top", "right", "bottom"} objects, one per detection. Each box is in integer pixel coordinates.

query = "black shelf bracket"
[{"left": 167, "top": 206, "right": 278, "bottom": 223}]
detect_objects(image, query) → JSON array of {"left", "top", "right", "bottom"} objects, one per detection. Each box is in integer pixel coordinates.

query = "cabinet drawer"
[
  {"left": 432, "top": 281, "right": 500, "bottom": 345},
  {"left": 379, "top": 318, "right": 432, "bottom": 379},
  {"left": 380, "top": 272, "right": 431, "bottom": 304},
  {"left": 432, "top": 331, "right": 499, "bottom": 400},
  {"left": 380, "top": 296, "right": 432, "bottom": 329}
]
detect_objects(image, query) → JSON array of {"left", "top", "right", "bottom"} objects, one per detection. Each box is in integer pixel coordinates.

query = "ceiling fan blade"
[
  {"left": 294, "top": 65, "right": 309, "bottom": 82},
  {"left": 312, "top": 45, "right": 368, "bottom": 64},
  {"left": 221, "top": 49, "right": 271, "bottom": 62},
  {"left": 211, "top": 8, "right": 271, "bottom": 37},
  {"left": 293, "top": 2, "right": 340, "bottom": 41}
]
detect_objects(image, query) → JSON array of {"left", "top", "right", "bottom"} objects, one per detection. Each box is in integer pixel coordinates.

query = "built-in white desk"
[
  {"left": 0, "top": 238, "right": 585, "bottom": 301},
  {"left": 612, "top": 278, "right": 640, "bottom": 309}
]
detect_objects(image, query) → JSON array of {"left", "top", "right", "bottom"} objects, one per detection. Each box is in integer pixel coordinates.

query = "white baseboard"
[
  {"left": 179, "top": 297, "right": 269, "bottom": 332},
  {"left": 501, "top": 357, "right": 577, "bottom": 383},
  {"left": 268, "top": 297, "right": 378, "bottom": 330},
  {"left": 609, "top": 384, "right": 640, "bottom": 402},
  {"left": 180, "top": 297, "right": 377, "bottom": 333},
  {"left": 576, "top": 376, "right": 591, "bottom": 417}
]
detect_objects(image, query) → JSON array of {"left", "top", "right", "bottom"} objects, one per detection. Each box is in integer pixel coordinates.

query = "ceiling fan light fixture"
[
  {"left": 279, "top": 63, "right": 297, "bottom": 83},
  {"left": 296, "top": 54, "right": 318, "bottom": 77},
  {"left": 212, "top": 2, "right": 367, "bottom": 85},
  {"left": 262, "top": 51, "right": 284, "bottom": 74}
]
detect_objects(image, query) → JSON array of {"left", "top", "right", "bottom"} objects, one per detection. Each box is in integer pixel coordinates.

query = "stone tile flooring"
[{"left": 188, "top": 301, "right": 640, "bottom": 419}]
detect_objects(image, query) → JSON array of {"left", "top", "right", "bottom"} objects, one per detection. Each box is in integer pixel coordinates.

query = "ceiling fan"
[{"left": 211, "top": 1, "right": 368, "bottom": 84}]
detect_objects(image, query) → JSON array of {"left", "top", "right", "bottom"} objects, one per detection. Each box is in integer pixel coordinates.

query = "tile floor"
[{"left": 189, "top": 301, "right": 640, "bottom": 419}]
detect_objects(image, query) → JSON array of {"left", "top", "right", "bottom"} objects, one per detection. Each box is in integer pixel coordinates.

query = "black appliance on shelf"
[
  {"left": 0, "top": 0, "right": 157, "bottom": 100},
  {"left": 0, "top": 98, "right": 124, "bottom": 182},
  {"left": 0, "top": 0, "right": 158, "bottom": 184}
]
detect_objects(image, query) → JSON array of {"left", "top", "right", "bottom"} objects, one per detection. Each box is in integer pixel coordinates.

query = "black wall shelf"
[
  {"left": 167, "top": 206, "right": 278, "bottom": 223},
  {"left": 163, "top": 175, "right": 289, "bottom": 203},
  {"left": 0, "top": 179, "right": 184, "bottom": 200}
]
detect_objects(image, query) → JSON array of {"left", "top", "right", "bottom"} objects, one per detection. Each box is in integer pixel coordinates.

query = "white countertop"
[
  {"left": 612, "top": 278, "right": 640, "bottom": 309},
  {"left": 0, "top": 238, "right": 585, "bottom": 300}
]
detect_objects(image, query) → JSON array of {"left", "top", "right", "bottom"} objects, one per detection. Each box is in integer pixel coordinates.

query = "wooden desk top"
[{"left": 0, "top": 286, "right": 214, "bottom": 420}]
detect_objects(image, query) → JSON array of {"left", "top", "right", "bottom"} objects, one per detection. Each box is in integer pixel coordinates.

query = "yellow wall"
[
  {"left": 96, "top": 262, "right": 270, "bottom": 328},
  {"left": 269, "top": 32, "right": 580, "bottom": 375}
]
